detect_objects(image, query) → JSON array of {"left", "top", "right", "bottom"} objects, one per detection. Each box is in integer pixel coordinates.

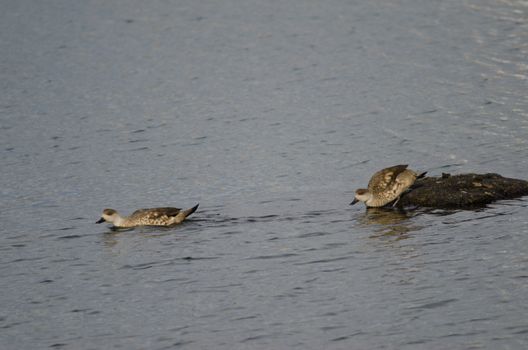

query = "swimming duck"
[
  {"left": 96, "top": 204, "right": 199, "bottom": 228},
  {"left": 351, "top": 165, "right": 426, "bottom": 207}
]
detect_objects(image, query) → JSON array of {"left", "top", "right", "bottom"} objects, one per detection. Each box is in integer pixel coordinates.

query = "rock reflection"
[{"left": 356, "top": 208, "right": 422, "bottom": 239}]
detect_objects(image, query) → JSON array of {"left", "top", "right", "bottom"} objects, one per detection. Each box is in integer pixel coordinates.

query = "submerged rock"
[{"left": 398, "top": 173, "right": 528, "bottom": 209}]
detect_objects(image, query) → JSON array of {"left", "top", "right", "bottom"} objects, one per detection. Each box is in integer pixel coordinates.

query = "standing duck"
[{"left": 351, "top": 165, "right": 426, "bottom": 207}]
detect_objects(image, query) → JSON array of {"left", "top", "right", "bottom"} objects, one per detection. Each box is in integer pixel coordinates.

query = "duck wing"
[
  {"left": 130, "top": 207, "right": 182, "bottom": 219},
  {"left": 367, "top": 164, "right": 409, "bottom": 192}
]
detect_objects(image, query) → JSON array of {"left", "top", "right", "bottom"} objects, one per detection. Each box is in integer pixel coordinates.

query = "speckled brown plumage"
[
  {"left": 97, "top": 204, "right": 199, "bottom": 228},
  {"left": 352, "top": 165, "right": 425, "bottom": 207}
]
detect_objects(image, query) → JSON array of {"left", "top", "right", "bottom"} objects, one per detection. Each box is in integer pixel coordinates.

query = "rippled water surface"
[{"left": 1, "top": 0, "right": 528, "bottom": 349}]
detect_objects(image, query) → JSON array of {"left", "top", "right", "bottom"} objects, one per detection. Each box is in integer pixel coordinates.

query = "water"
[{"left": 1, "top": 0, "right": 528, "bottom": 349}]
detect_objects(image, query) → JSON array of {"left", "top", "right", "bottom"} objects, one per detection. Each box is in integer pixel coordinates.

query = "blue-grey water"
[{"left": 1, "top": 0, "right": 528, "bottom": 349}]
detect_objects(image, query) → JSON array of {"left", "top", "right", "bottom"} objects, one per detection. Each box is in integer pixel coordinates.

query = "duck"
[
  {"left": 96, "top": 204, "right": 199, "bottom": 228},
  {"left": 351, "top": 165, "right": 426, "bottom": 207}
]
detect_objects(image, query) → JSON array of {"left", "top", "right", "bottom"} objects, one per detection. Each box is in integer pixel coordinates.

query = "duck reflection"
[
  {"left": 99, "top": 226, "right": 179, "bottom": 250},
  {"left": 355, "top": 207, "right": 422, "bottom": 239}
]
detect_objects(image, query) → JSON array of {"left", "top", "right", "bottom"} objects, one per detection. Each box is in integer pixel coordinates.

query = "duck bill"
[
  {"left": 350, "top": 198, "right": 359, "bottom": 205},
  {"left": 96, "top": 218, "right": 105, "bottom": 224}
]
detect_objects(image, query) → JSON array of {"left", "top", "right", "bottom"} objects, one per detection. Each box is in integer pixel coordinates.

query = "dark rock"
[{"left": 398, "top": 173, "right": 528, "bottom": 209}]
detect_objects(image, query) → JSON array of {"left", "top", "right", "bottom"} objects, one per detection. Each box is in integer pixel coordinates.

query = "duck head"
[
  {"left": 350, "top": 188, "right": 372, "bottom": 205},
  {"left": 96, "top": 208, "right": 119, "bottom": 224}
]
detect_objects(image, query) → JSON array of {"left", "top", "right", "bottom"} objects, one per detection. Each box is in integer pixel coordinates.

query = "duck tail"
[
  {"left": 174, "top": 204, "right": 199, "bottom": 224},
  {"left": 417, "top": 171, "right": 427, "bottom": 179},
  {"left": 184, "top": 203, "right": 199, "bottom": 218}
]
